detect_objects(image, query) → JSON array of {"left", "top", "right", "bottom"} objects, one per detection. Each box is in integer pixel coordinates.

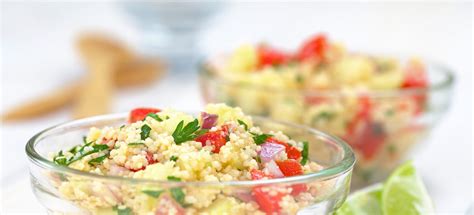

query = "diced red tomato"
[
  {"left": 265, "top": 137, "right": 302, "bottom": 160},
  {"left": 345, "top": 97, "right": 386, "bottom": 160},
  {"left": 250, "top": 169, "right": 271, "bottom": 180},
  {"left": 296, "top": 34, "right": 328, "bottom": 62},
  {"left": 291, "top": 184, "right": 308, "bottom": 196},
  {"left": 146, "top": 152, "right": 156, "bottom": 165},
  {"left": 276, "top": 160, "right": 303, "bottom": 176},
  {"left": 253, "top": 187, "right": 285, "bottom": 214},
  {"left": 129, "top": 108, "right": 161, "bottom": 123},
  {"left": 401, "top": 62, "right": 428, "bottom": 114},
  {"left": 195, "top": 131, "right": 227, "bottom": 153},
  {"left": 257, "top": 44, "right": 290, "bottom": 68},
  {"left": 286, "top": 146, "right": 302, "bottom": 160}
]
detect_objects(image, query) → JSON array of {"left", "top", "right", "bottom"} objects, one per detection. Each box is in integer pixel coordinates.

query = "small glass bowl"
[
  {"left": 199, "top": 56, "right": 454, "bottom": 188},
  {"left": 26, "top": 113, "right": 355, "bottom": 214}
]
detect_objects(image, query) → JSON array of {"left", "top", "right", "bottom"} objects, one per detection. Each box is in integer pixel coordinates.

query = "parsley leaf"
[
  {"left": 142, "top": 190, "right": 165, "bottom": 198},
  {"left": 167, "top": 176, "right": 182, "bottom": 182},
  {"left": 140, "top": 124, "right": 152, "bottom": 140},
  {"left": 300, "top": 141, "right": 309, "bottom": 165},
  {"left": 172, "top": 119, "right": 202, "bottom": 145},
  {"left": 147, "top": 113, "right": 163, "bottom": 122},
  {"left": 53, "top": 151, "right": 67, "bottom": 165},
  {"left": 237, "top": 120, "right": 248, "bottom": 130},
  {"left": 88, "top": 153, "right": 108, "bottom": 165},
  {"left": 250, "top": 132, "right": 272, "bottom": 145},
  {"left": 112, "top": 206, "right": 132, "bottom": 215},
  {"left": 65, "top": 144, "right": 109, "bottom": 166},
  {"left": 170, "top": 156, "right": 178, "bottom": 162},
  {"left": 170, "top": 187, "right": 186, "bottom": 207},
  {"left": 128, "top": 142, "right": 145, "bottom": 147},
  {"left": 82, "top": 136, "right": 87, "bottom": 144}
]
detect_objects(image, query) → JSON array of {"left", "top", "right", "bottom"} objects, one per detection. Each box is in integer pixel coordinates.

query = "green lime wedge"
[
  {"left": 382, "top": 161, "right": 434, "bottom": 215},
  {"left": 335, "top": 184, "right": 383, "bottom": 215}
]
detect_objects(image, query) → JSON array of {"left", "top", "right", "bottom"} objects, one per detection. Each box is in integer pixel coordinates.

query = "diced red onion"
[
  {"left": 259, "top": 143, "right": 285, "bottom": 163},
  {"left": 201, "top": 112, "right": 218, "bottom": 129},
  {"left": 264, "top": 160, "right": 284, "bottom": 178}
]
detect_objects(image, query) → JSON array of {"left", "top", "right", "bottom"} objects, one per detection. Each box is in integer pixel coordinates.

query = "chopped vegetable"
[
  {"left": 201, "top": 112, "right": 218, "bottom": 129},
  {"left": 170, "top": 155, "right": 178, "bottom": 162},
  {"left": 237, "top": 119, "right": 248, "bottom": 130},
  {"left": 172, "top": 119, "right": 201, "bottom": 145},
  {"left": 300, "top": 141, "right": 309, "bottom": 165},
  {"left": 140, "top": 124, "right": 152, "bottom": 140},
  {"left": 147, "top": 112, "right": 163, "bottom": 122},
  {"left": 195, "top": 130, "right": 227, "bottom": 153},
  {"left": 129, "top": 108, "right": 161, "bottom": 123},
  {"left": 142, "top": 190, "right": 165, "bottom": 198},
  {"left": 276, "top": 159, "right": 303, "bottom": 176},
  {"left": 259, "top": 142, "right": 285, "bottom": 163},
  {"left": 251, "top": 133, "right": 273, "bottom": 145},
  {"left": 167, "top": 176, "right": 182, "bottom": 182}
]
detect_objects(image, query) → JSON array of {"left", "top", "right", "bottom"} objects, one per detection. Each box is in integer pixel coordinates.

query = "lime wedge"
[
  {"left": 335, "top": 184, "right": 383, "bottom": 215},
  {"left": 382, "top": 161, "right": 434, "bottom": 215}
]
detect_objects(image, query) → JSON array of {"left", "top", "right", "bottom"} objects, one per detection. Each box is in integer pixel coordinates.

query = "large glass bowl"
[
  {"left": 199, "top": 56, "right": 454, "bottom": 188},
  {"left": 26, "top": 113, "right": 355, "bottom": 214}
]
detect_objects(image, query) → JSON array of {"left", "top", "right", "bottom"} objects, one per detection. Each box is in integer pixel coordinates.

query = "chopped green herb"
[
  {"left": 128, "top": 142, "right": 145, "bottom": 147},
  {"left": 64, "top": 144, "right": 109, "bottom": 166},
  {"left": 237, "top": 120, "right": 248, "bottom": 130},
  {"left": 256, "top": 156, "right": 261, "bottom": 163},
  {"left": 250, "top": 132, "right": 272, "bottom": 145},
  {"left": 170, "top": 187, "right": 186, "bottom": 207},
  {"left": 53, "top": 151, "right": 67, "bottom": 165},
  {"left": 194, "top": 129, "right": 209, "bottom": 137},
  {"left": 313, "top": 111, "right": 334, "bottom": 122},
  {"left": 146, "top": 113, "right": 163, "bottom": 122},
  {"left": 296, "top": 74, "right": 304, "bottom": 83},
  {"left": 385, "top": 109, "right": 395, "bottom": 117},
  {"left": 170, "top": 156, "right": 178, "bottom": 162},
  {"left": 142, "top": 190, "right": 164, "bottom": 198},
  {"left": 167, "top": 176, "right": 182, "bottom": 182},
  {"left": 172, "top": 119, "right": 202, "bottom": 145},
  {"left": 140, "top": 124, "right": 152, "bottom": 140},
  {"left": 119, "top": 125, "right": 126, "bottom": 130},
  {"left": 82, "top": 136, "right": 87, "bottom": 144},
  {"left": 113, "top": 205, "right": 132, "bottom": 215},
  {"left": 88, "top": 153, "right": 108, "bottom": 165},
  {"left": 300, "top": 141, "right": 309, "bottom": 165}
]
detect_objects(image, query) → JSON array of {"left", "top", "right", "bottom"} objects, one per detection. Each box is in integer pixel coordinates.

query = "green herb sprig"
[
  {"left": 172, "top": 119, "right": 204, "bottom": 145},
  {"left": 140, "top": 124, "right": 152, "bottom": 140},
  {"left": 300, "top": 141, "right": 309, "bottom": 165}
]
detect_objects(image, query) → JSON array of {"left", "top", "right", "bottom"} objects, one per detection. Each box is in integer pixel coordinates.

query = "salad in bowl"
[
  {"left": 27, "top": 104, "right": 355, "bottom": 214},
  {"left": 199, "top": 34, "right": 454, "bottom": 187}
]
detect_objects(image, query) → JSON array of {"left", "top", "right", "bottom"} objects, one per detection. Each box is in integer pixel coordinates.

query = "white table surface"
[{"left": 1, "top": 2, "right": 472, "bottom": 214}]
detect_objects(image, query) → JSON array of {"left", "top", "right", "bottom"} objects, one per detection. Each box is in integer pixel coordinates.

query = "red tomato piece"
[
  {"left": 253, "top": 187, "right": 285, "bottom": 214},
  {"left": 266, "top": 137, "right": 302, "bottom": 160},
  {"left": 291, "top": 184, "right": 308, "bottom": 196},
  {"left": 286, "top": 146, "right": 302, "bottom": 160},
  {"left": 402, "top": 63, "right": 428, "bottom": 114},
  {"left": 296, "top": 34, "right": 328, "bottom": 62},
  {"left": 129, "top": 108, "right": 161, "bottom": 123},
  {"left": 195, "top": 131, "right": 227, "bottom": 153},
  {"left": 276, "top": 160, "right": 303, "bottom": 177},
  {"left": 250, "top": 169, "right": 271, "bottom": 180},
  {"left": 257, "top": 44, "right": 290, "bottom": 68},
  {"left": 146, "top": 152, "right": 156, "bottom": 165}
]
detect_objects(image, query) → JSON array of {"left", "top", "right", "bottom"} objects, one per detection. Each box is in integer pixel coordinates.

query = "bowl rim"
[
  {"left": 26, "top": 112, "right": 355, "bottom": 187},
  {"left": 198, "top": 55, "right": 455, "bottom": 98}
]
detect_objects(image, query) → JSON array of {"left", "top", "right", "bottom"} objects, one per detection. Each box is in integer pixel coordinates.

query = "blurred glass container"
[
  {"left": 120, "top": 1, "right": 225, "bottom": 72},
  {"left": 199, "top": 55, "right": 454, "bottom": 189}
]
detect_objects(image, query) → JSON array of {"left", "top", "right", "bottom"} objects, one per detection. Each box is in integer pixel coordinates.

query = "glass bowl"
[
  {"left": 199, "top": 56, "right": 454, "bottom": 188},
  {"left": 26, "top": 113, "right": 355, "bottom": 214}
]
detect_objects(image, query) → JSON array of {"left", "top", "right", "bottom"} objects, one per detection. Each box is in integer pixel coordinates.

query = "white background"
[{"left": 1, "top": 1, "right": 472, "bottom": 214}]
